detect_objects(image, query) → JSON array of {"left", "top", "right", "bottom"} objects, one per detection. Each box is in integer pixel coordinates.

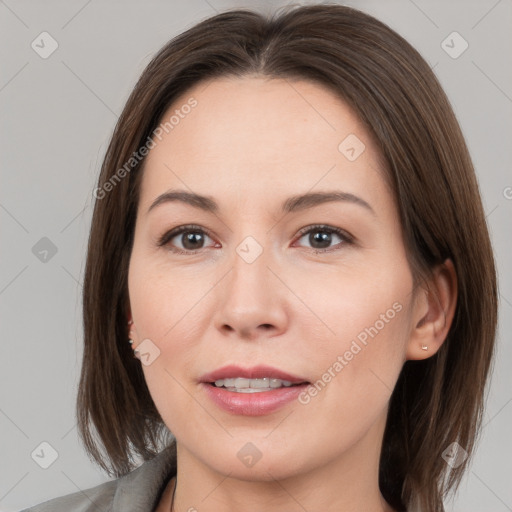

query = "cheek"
[
  {"left": 290, "top": 260, "right": 411, "bottom": 347},
  {"left": 128, "top": 247, "right": 212, "bottom": 343},
  {"left": 128, "top": 254, "right": 211, "bottom": 419},
  {"left": 291, "top": 262, "right": 413, "bottom": 409}
]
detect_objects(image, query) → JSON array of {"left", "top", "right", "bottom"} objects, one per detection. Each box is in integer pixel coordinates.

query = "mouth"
[
  {"left": 207, "top": 377, "right": 308, "bottom": 393},
  {"left": 200, "top": 364, "right": 310, "bottom": 393},
  {"left": 200, "top": 366, "right": 311, "bottom": 416}
]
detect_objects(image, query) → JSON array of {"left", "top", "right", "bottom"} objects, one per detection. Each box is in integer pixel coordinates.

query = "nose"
[{"left": 212, "top": 245, "right": 289, "bottom": 341}]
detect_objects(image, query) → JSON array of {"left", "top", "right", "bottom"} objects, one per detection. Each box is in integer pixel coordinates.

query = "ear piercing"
[
  {"left": 421, "top": 344, "right": 428, "bottom": 351},
  {"left": 128, "top": 320, "right": 140, "bottom": 359},
  {"left": 128, "top": 338, "right": 140, "bottom": 359}
]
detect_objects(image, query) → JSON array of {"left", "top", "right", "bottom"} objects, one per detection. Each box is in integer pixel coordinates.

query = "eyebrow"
[{"left": 147, "top": 189, "right": 375, "bottom": 216}]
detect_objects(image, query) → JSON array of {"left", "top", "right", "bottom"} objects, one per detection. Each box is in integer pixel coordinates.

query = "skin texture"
[{"left": 127, "top": 76, "right": 457, "bottom": 512}]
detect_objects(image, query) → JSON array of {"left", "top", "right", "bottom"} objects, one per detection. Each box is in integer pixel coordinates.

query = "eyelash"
[{"left": 156, "top": 223, "right": 354, "bottom": 255}]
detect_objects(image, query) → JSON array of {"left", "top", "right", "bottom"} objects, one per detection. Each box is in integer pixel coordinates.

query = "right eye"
[{"left": 157, "top": 225, "right": 219, "bottom": 254}]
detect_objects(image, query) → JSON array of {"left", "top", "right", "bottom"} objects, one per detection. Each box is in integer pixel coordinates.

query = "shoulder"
[
  {"left": 18, "top": 478, "right": 117, "bottom": 512},
  {"left": 19, "top": 444, "right": 177, "bottom": 512}
]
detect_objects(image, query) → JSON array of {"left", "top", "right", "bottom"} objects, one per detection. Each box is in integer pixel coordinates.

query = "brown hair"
[{"left": 78, "top": 4, "right": 498, "bottom": 510}]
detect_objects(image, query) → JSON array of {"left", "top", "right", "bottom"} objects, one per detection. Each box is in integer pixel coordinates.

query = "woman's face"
[{"left": 128, "top": 76, "right": 417, "bottom": 481}]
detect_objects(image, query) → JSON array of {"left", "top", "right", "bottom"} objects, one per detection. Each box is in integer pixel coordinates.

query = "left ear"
[
  {"left": 126, "top": 309, "right": 138, "bottom": 342},
  {"left": 406, "top": 258, "right": 458, "bottom": 360}
]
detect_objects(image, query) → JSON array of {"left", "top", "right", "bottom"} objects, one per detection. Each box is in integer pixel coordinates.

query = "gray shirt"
[{"left": 20, "top": 445, "right": 177, "bottom": 512}]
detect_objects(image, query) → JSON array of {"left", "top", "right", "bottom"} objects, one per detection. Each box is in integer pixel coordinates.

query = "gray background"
[{"left": 1, "top": 0, "right": 511, "bottom": 510}]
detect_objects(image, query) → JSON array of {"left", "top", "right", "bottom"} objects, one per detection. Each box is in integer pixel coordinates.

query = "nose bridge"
[
  {"left": 212, "top": 233, "right": 287, "bottom": 337},
  {"left": 229, "top": 235, "right": 273, "bottom": 307}
]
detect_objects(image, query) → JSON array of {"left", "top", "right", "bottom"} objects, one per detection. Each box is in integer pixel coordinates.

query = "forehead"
[{"left": 139, "top": 76, "right": 389, "bottom": 213}]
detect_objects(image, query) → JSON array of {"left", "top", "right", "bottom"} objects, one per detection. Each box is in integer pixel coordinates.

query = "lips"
[{"left": 200, "top": 364, "right": 309, "bottom": 385}]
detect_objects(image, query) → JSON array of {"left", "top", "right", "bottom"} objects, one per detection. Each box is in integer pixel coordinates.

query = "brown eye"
[
  {"left": 179, "top": 231, "right": 207, "bottom": 250},
  {"left": 295, "top": 225, "right": 353, "bottom": 252},
  {"left": 157, "top": 225, "right": 217, "bottom": 254}
]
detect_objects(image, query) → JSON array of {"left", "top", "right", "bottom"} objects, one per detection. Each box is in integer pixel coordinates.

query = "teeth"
[{"left": 213, "top": 377, "right": 294, "bottom": 391}]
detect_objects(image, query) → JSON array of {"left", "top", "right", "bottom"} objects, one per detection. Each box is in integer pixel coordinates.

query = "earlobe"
[
  {"left": 406, "top": 259, "right": 457, "bottom": 361},
  {"left": 128, "top": 318, "right": 136, "bottom": 337},
  {"left": 127, "top": 320, "right": 141, "bottom": 360},
  {"left": 126, "top": 314, "right": 141, "bottom": 358},
  {"left": 127, "top": 313, "right": 135, "bottom": 337}
]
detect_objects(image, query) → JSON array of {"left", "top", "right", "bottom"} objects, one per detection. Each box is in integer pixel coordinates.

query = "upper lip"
[{"left": 200, "top": 365, "right": 309, "bottom": 384}]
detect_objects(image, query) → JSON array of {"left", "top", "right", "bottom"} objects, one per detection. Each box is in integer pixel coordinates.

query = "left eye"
[{"left": 294, "top": 225, "right": 352, "bottom": 252}]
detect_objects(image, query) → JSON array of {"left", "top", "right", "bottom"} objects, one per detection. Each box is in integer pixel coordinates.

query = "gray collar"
[{"left": 112, "top": 443, "right": 177, "bottom": 511}]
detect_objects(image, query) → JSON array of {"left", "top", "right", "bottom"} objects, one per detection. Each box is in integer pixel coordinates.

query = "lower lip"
[{"left": 201, "top": 382, "right": 309, "bottom": 416}]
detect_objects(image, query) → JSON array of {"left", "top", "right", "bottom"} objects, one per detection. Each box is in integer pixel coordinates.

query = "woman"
[{"left": 21, "top": 3, "right": 497, "bottom": 511}]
